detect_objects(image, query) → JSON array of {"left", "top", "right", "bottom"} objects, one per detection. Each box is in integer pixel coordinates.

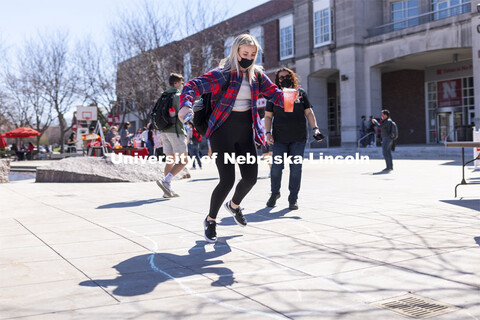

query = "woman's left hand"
[{"left": 178, "top": 106, "right": 193, "bottom": 123}]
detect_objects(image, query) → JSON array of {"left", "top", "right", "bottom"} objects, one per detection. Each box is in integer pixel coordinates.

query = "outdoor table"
[
  {"left": 444, "top": 141, "right": 480, "bottom": 197},
  {"left": 112, "top": 147, "right": 149, "bottom": 159}
]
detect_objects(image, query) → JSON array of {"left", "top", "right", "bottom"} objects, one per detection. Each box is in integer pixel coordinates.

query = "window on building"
[
  {"left": 202, "top": 45, "right": 213, "bottom": 72},
  {"left": 463, "top": 77, "right": 475, "bottom": 124},
  {"left": 279, "top": 14, "right": 294, "bottom": 60},
  {"left": 392, "top": 0, "right": 419, "bottom": 30},
  {"left": 183, "top": 52, "right": 191, "bottom": 81},
  {"left": 426, "top": 82, "right": 438, "bottom": 143},
  {"left": 314, "top": 0, "right": 333, "bottom": 47},
  {"left": 432, "top": 0, "right": 470, "bottom": 20},
  {"left": 249, "top": 26, "right": 264, "bottom": 65},
  {"left": 224, "top": 36, "right": 234, "bottom": 58}
]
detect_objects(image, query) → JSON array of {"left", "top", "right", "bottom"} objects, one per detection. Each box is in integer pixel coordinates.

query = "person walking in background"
[
  {"left": 152, "top": 128, "right": 165, "bottom": 161},
  {"left": 178, "top": 33, "right": 284, "bottom": 243},
  {"left": 67, "top": 132, "right": 77, "bottom": 153},
  {"left": 359, "top": 115, "right": 367, "bottom": 147},
  {"left": 156, "top": 73, "right": 188, "bottom": 198},
  {"left": 106, "top": 126, "right": 117, "bottom": 145},
  {"left": 372, "top": 109, "right": 394, "bottom": 172},
  {"left": 119, "top": 122, "right": 133, "bottom": 147},
  {"left": 259, "top": 117, "right": 273, "bottom": 176},
  {"left": 26, "top": 142, "right": 35, "bottom": 160},
  {"left": 186, "top": 122, "right": 203, "bottom": 170},
  {"left": 366, "top": 116, "right": 376, "bottom": 147},
  {"left": 264, "top": 67, "right": 322, "bottom": 210},
  {"left": 141, "top": 123, "right": 154, "bottom": 155}
]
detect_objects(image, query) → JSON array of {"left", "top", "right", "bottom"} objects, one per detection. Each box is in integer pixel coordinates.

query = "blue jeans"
[
  {"left": 382, "top": 137, "right": 393, "bottom": 169},
  {"left": 270, "top": 140, "right": 306, "bottom": 202},
  {"left": 189, "top": 143, "right": 202, "bottom": 168},
  {"left": 146, "top": 140, "right": 153, "bottom": 156}
]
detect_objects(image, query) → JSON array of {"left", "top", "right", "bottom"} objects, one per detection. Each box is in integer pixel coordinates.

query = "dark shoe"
[
  {"left": 266, "top": 193, "right": 280, "bottom": 207},
  {"left": 289, "top": 201, "right": 298, "bottom": 210},
  {"left": 224, "top": 201, "right": 247, "bottom": 227},
  {"left": 203, "top": 217, "right": 217, "bottom": 243}
]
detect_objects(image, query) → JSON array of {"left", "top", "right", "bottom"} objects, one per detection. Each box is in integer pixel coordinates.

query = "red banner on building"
[{"left": 437, "top": 79, "right": 462, "bottom": 108}]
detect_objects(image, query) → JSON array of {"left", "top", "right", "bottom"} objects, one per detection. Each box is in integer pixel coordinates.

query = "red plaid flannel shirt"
[{"left": 180, "top": 68, "right": 283, "bottom": 145}]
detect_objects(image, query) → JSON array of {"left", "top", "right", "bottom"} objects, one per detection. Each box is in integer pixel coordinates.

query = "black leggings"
[{"left": 208, "top": 111, "right": 258, "bottom": 219}]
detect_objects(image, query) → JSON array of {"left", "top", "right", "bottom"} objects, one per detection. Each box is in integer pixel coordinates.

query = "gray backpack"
[{"left": 390, "top": 120, "right": 398, "bottom": 140}]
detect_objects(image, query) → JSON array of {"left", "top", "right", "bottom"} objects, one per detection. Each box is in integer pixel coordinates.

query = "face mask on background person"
[
  {"left": 239, "top": 58, "right": 254, "bottom": 69},
  {"left": 280, "top": 78, "right": 293, "bottom": 88}
]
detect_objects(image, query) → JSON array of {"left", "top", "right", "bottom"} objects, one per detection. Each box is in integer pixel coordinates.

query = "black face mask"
[
  {"left": 280, "top": 78, "right": 293, "bottom": 88},
  {"left": 239, "top": 58, "right": 254, "bottom": 69}
]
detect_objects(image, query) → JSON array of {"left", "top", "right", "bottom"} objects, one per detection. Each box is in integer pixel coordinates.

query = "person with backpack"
[
  {"left": 155, "top": 73, "right": 188, "bottom": 198},
  {"left": 372, "top": 109, "right": 396, "bottom": 172},
  {"left": 178, "top": 33, "right": 284, "bottom": 243}
]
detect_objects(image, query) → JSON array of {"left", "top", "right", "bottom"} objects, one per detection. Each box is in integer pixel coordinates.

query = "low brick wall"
[
  {"left": 0, "top": 159, "right": 11, "bottom": 183},
  {"left": 35, "top": 156, "right": 190, "bottom": 183}
]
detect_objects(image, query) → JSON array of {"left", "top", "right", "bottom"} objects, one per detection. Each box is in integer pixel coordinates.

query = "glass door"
[{"left": 437, "top": 112, "right": 453, "bottom": 142}]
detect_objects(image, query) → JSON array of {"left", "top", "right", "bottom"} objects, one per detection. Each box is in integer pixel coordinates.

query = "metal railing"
[
  {"left": 443, "top": 130, "right": 456, "bottom": 144},
  {"left": 358, "top": 132, "right": 376, "bottom": 148},
  {"left": 368, "top": 2, "right": 471, "bottom": 37}
]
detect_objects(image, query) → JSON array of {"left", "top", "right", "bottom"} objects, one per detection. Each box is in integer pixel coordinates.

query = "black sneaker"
[
  {"left": 288, "top": 201, "right": 298, "bottom": 210},
  {"left": 266, "top": 193, "right": 280, "bottom": 207},
  {"left": 203, "top": 217, "right": 217, "bottom": 243},
  {"left": 224, "top": 201, "right": 247, "bottom": 227}
]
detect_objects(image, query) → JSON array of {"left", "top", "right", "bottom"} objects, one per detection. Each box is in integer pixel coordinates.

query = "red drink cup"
[{"left": 283, "top": 88, "right": 296, "bottom": 112}]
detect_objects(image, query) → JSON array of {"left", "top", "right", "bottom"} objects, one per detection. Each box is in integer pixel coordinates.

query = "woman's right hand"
[{"left": 266, "top": 133, "right": 274, "bottom": 145}]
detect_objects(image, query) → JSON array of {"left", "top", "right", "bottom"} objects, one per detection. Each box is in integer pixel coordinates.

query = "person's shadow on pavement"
[
  {"left": 219, "top": 207, "right": 301, "bottom": 226},
  {"left": 96, "top": 198, "right": 169, "bottom": 209},
  {"left": 79, "top": 238, "right": 237, "bottom": 296}
]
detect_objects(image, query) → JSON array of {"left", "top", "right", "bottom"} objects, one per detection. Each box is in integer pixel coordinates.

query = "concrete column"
[
  {"left": 338, "top": 46, "right": 367, "bottom": 145},
  {"left": 472, "top": 1, "right": 480, "bottom": 128},
  {"left": 308, "top": 76, "right": 328, "bottom": 132},
  {"left": 366, "top": 67, "right": 382, "bottom": 118}
]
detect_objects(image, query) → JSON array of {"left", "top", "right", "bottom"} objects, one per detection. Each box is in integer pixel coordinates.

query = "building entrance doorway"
[{"left": 436, "top": 108, "right": 462, "bottom": 142}]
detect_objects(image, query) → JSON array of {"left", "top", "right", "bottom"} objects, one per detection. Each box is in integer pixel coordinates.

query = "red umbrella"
[
  {"left": 0, "top": 135, "right": 6, "bottom": 148},
  {"left": 3, "top": 127, "right": 41, "bottom": 138}
]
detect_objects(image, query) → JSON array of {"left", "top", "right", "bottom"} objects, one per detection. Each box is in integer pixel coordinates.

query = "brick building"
[
  {"left": 117, "top": 0, "right": 480, "bottom": 146},
  {"left": 295, "top": 0, "right": 479, "bottom": 146}
]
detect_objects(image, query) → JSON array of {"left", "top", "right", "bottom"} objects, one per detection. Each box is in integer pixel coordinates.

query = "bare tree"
[
  {"left": 74, "top": 37, "right": 117, "bottom": 115},
  {"left": 111, "top": 0, "right": 230, "bottom": 126},
  {"left": 1, "top": 44, "right": 55, "bottom": 147},
  {"left": 0, "top": 38, "right": 16, "bottom": 133},
  {"left": 23, "top": 31, "right": 80, "bottom": 153}
]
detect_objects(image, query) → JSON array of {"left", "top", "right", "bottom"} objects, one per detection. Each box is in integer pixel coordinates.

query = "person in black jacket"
[
  {"left": 372, "top": 109, "right": 394, "bottom": 172},
  {"left": 264, "top": 67, "right": 322, "bottom": 210}
]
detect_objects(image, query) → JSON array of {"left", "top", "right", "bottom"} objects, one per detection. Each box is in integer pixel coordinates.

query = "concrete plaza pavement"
[{"left": 1, "top": 149, "right": 479, "bottom": 319}]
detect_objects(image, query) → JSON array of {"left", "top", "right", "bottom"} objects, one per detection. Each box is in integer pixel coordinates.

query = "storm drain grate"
[{"left": 370, "top": 293, "right": 459, "bottom": 319}]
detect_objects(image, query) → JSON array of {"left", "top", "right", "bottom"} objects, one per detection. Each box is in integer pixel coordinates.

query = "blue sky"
[{"left": 0, "top": 0, "right": 269, "bottom": 51}]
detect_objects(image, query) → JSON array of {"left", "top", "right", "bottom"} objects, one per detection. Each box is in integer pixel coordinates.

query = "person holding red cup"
[{"left": 264, "top": 68, "right": 323, "bottom": 210}]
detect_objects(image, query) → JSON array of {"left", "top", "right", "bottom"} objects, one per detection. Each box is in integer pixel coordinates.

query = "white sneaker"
[{"left": 156, "top": 179, "right": 174, "bottom": 197}]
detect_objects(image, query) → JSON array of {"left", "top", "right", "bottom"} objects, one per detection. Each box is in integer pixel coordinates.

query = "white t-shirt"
[{"left": 232, "top": 74, "right": 251, "bottom": 112}]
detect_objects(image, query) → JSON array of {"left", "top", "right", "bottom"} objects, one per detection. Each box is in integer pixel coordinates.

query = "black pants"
[{"left": 208, "top": 111, "right": 258, "bottom": 219}]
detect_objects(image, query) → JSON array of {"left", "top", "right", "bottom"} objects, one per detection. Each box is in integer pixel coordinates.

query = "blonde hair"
[{"left": 219, "top": 33, "right": 263, "bottom": 84}]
